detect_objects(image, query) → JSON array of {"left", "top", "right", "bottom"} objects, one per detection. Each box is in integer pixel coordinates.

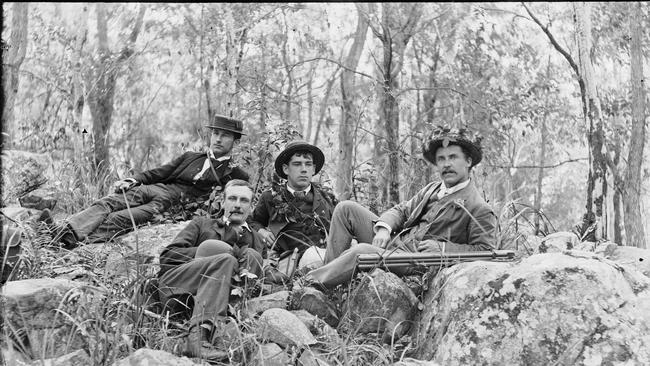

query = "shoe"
[
  {"left": 52, "top": 224, "right": 80, "bottom": 249},
  {"left": 292, "top": 273, "right": 328, "bottom": 293},
  {"left": 184, "top": 323, "right": 229, "bottom": 361},
  {"left": 35, "top": 209, "right": 80, "bottom": 249}
]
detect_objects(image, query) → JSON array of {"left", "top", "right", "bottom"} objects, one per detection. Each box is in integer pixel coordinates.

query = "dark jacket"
[
  {"left": 158, "top": 217, "right": 265, "bottom": 276},
  {"left": 250, "top": 183, "right": 338, "bottom": 254},
  {"left": 379, "top": 180, "right": 496, "bottom": 252},
  {"left": 132, "top": 151, "right": 249, "bottom": 196}
]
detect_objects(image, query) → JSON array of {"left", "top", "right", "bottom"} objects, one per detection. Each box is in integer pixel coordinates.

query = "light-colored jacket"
[{"left": 378, "top": 180, "right": 496, "bottom": 252}]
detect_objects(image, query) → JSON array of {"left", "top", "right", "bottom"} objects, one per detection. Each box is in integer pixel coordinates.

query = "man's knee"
[
  {"left": 196, "top": 240, "right": 233, "bottom": 258},
  {"left": 334, "top": 200, "right": 361, "bottom": 217}
]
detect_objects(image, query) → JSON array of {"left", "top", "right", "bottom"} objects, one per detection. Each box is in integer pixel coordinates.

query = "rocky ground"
[{"left": 2, "top": 150, "right": 650, "bottom": 365}]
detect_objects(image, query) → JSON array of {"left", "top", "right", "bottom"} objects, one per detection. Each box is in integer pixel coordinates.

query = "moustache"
[
  {"left": 228, "top": 210, "right": 244, "bottom": 215},
  {"left": 442, "top": 169, "right": 455, "bottom": 174}
]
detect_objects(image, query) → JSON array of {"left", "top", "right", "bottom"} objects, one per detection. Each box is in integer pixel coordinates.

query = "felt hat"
[
  {"left": 205, "top": 114, "right": 245, "bottom": 137},
  {"left": 422, "top": 125, "right": 483, "bottom": 167},
  {"left": 274, "top": 140, "right": 325, "bottom": 179}
]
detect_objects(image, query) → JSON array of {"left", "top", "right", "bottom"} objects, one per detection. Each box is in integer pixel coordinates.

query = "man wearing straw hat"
[
  {"left": 40, "top": 115, "right": 249, "bottom": 246},
  {"left": 251, "top": 140, "right": 338, "bottom": 284},
  {"left": 299, "top": 126, "right": 496, "bottom": 289}
]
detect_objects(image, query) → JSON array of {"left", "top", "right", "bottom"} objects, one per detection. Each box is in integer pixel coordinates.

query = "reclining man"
[
  {"left": 42, "top": 115, "right": 249, "bottom": 246},
  {"left": 158, "top": 179, "right": 265, "bottom": 360},
  {"left": 301, "top": 126, "right": 496, "bottom": 289},
  {"left": 250, "top": 141, "right": 338, "bottom": 284}
]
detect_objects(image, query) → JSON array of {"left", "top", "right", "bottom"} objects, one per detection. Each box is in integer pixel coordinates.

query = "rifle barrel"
[{"left": 356, "top": 250, "right": 515, "bottom": 270}]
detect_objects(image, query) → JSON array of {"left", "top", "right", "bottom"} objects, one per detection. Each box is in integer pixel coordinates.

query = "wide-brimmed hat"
[
  {"left": 205, "top": 114, "right": 245, "bottom": 137},
  {"left": 422, "top": 125, "right": 483, "bottom": 167},
  {"left": 274, "top": 141, "right": 325, "bottom": 179}
]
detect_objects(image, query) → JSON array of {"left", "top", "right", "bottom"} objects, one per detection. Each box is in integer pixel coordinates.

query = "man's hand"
[
  {"left": 113, "top": 179, "right": 137, "bottom": 193},
  {"left": 417, "top": 239, "right": 444, "bottom": 253},
  {"left": 372, "top": 227, "right": 391, "bottom": 248},
  {"left": 258, "top": 228, "right": 276, "bottom": 248}
]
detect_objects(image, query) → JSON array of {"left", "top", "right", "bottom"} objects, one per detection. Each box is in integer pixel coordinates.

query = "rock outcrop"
[
  {"left": 411, "top": 251, "right": 650, "bottom": 365},
  {"left": 1, "top": 278, "right": 105, "bottom": 359}
]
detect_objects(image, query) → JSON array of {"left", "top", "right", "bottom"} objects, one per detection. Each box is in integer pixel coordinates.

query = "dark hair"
[{"left": 224, "top": 179, "right": 253, "bottom": 193}]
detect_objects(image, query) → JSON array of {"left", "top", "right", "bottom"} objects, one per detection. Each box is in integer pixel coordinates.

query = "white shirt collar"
[
  {"left": 438, "top": 178, "right": 470, "bottom": 199},
  {"left": 208, "top": 149, "right": 230, "bottom": 162},
  {"left": 286, "top": 183, "right": 312, "bottom": 195}
]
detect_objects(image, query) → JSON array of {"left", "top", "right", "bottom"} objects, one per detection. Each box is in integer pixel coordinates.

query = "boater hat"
[
  {"left": 422, "top": 125, "right": 483, "bottom": 167},
  {"left": 274, "top": 140, "right": 325, "bottom": 179},
  {"left": 205, "top": 114, "right": 245, "bottom": 137}
]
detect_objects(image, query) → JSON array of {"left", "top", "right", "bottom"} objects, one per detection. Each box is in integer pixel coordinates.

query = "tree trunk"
[
  {"left": 69, "top": 4, "right": 89, "bottom": 164},
  {"left": 337, "top": 4, "right": 369, "bottom": 200},
  {"left": 534, "top": 110, "right": 548, "bottom": 235},
  {"left": 86, "top": 4, "right": 145, "bottom": 175},
  {"left": 1, "top": 2, "right": 29, "bottom": 149},
  {"left": 574, "top": 2, "right": 607, "bottom": 239},
  {"left": 623, "top": 1, "right": 647, "bottom": 248},
  {"left": 371, "top": 3, "right": 421, "bottom": 208}
]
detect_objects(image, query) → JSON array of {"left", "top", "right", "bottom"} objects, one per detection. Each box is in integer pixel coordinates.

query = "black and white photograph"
[{"left": 1, "top": 3, "right": 649, "bottom": 365}]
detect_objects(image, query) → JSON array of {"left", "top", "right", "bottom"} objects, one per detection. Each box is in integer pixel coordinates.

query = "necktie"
[{"left": 294, "top": 191, "right": 307, "bottom": 201}]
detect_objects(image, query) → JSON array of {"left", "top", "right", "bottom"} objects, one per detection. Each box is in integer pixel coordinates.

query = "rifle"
[{"left": 356, "top": 250, "right": 516, "bottom": 271}]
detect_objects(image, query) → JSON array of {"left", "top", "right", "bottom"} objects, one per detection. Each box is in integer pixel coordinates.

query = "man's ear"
[
  {"left": 282, "top": 164, "right": 289, "bottom": 176},
  {"left": 233, "top": 139, "right": 241, "bottom": 148}
]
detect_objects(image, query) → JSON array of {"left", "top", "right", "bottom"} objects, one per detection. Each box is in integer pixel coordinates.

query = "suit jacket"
[
  {"left": 158, "top": 216, "right": 265, "bottom": 276},
  {"left": 379, "top": 180, "right": 496, "bottom": 252},
  {"left": 132, "top": 151, "right": 249, "bottom": 197},
  {"left": 250, "top": 183, "right": 338, "bottom": 253}
]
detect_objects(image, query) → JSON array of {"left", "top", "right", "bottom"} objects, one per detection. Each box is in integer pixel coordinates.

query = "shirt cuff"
[
  {"left": 124, "top": 178, "right": 138, "bottom": 183},
  {"left": 373, "top": 221, "right": 392, "bottom": 234}
]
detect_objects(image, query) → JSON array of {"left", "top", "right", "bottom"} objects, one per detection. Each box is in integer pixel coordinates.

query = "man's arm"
[
  {"left": 159, "top": 218, "right": 204, "bottom": 272},
  {"left": 418, "top": 205, "right": 497, "bottom": 252},
  {"left": 378, "top": 182, "right": 438, "bottom": 234},
  {"left": 131, "top": 152, "right": 189, "bottom": 185}
]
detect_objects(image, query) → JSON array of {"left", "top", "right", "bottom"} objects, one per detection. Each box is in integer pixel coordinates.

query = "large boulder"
[
  {"left": 1, "top": 150, "right": 52, "bottom": 205},
  {"left": 105, "top": 221, "right": 190, "bottom": 280},
  {"left": 243, "top": 290, "right": 290, "bottom": 319},
  {"left": 290, "top": 287, "right": 339, "bottom": 327},
  {"left": 1, "top": 278, "right": 105, "bottom": 359},
  {"left": 339, "top": 269, "right": 419, "bottom": 343},
  {"left": 411, "top": 251, "right": 650, "bottom": 365}
]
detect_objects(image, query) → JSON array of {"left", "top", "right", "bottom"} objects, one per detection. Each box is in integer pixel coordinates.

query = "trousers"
[
  {"left": 307, "top": 201, "right": 415, "bottom": 287},
  {"left": 67, "top": 183, "right": 188, "bottom": 243},
  {"left": 158, "top": 240, "right": 263, "bottom": 325}
]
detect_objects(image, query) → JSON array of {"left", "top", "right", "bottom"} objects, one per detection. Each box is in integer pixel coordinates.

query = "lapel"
[
  {"left": 311, "top": 184, "right": 325, "bottom": 214},
  {"left": 428, "top": 181, "right": 476, "bottom": 224},
  {"left": 405, "top": 182, "right": 442, "bottom": 228}
]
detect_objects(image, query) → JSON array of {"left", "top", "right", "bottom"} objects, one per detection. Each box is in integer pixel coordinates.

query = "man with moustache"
[
  {"left": 299, "top": 126, "right": 496, "bottom": 289},
  {"left": 251, "top": 141, "right": 337, "bottom": 284},
  {"left": 157, "top": 179, "right": 264, "bottom": 360},
  {"left": 40, "top": 115, "right": 249, "bottom": 246}
]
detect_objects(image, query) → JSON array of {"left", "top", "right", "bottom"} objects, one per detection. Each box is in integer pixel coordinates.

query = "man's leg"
[
  {"left": 325, "top": 201, "right": 378, "bottom": 263},
  {"left": 307, "top": 243, "right": 384, "bottom": 288},
  {"left": 84, "top": 184, "right": 183, "bottom": 243},
  {"left": 158, "top": 254, "right": 238, "bottom": 326}
]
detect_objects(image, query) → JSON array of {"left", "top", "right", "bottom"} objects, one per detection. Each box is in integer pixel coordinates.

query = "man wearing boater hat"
[
  {"left": 299, "top": 126, "right": 496, "bottom": 289},
  {"left": 250, "top": 140, "right": 338, "bottom": 284},
  {"left": 40, "top": 115, "right": 250, "bottom": 246}
]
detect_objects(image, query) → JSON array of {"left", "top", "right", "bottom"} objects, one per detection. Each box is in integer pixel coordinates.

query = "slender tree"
[
  {"left": 624, "top": 2, "right": 647, "bottom": 248},
  {"left": 337, "top": 3, "right": 370, "bottom": 200},
  {"left": 1, "top": 2, "right": 29, "bottom": 149},
  {"left": 86, "top": 3, "right": 146, "bottom": 175}
]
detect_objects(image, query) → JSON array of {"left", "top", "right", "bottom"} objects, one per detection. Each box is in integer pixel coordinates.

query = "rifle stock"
[{"left": 356, "top": 250, "right": 516, "bottom": 271}]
